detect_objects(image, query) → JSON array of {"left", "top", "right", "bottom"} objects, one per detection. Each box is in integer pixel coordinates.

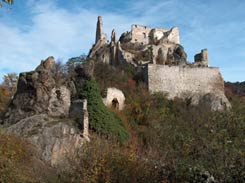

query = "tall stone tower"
[{"left": 95, "top": 16, "right": 106, "bottom": 43}]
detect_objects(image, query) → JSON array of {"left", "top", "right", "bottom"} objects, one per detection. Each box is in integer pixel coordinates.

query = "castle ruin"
[{"left": 89, "top": 16, "right": 230, "bottom": 110}]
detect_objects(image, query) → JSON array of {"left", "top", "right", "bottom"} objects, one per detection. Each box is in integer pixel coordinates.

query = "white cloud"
[
  {"left": 0, "top": 0, "right": 244, "bottom": 82},
  {"left": 0, "top": 2, "right": 96, "bottom": 80}
]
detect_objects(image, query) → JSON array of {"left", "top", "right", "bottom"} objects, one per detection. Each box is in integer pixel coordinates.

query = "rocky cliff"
[{"left": 2, "top": 57, "right": 90, "bottom": 166}]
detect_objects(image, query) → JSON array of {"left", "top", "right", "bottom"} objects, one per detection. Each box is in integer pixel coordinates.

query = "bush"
[
  {"left": 0, "top": 132, "right": 62, "bottom": 183},
  {"left": 0, "top": 86, "right": 12, "bottom": 116},
  {"left": 0, "top": 132, "right": 39, "bottom": 183},
  {"left": 59, "top": 135, "right": 165, "bottom": 183},
  {"left": 82, "top": 77, "right": 129, "bottom": 142}
]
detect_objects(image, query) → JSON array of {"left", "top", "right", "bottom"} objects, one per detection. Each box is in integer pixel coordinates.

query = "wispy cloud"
[{"left": 0, "top": 0, "right": 244, "bottom": 82}]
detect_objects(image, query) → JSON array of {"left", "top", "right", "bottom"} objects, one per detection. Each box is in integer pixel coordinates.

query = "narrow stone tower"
[
  {"left": 111, "top": 29, "right": 116, "bottom": 45},
  {"left": 95, "top": 16, "right": 106, "bottom": 43},
  {"left": 110, "top": 29, "right": 117, "bottom": 65}
]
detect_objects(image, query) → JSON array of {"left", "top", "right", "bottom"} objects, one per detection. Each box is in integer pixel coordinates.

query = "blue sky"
[{"left": 0, "top": 0, "right": 244, "bottom": 82}]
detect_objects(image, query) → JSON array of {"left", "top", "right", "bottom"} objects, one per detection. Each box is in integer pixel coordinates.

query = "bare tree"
[{"left": 3, "top": 73, "right": 18, "bottom": 87}]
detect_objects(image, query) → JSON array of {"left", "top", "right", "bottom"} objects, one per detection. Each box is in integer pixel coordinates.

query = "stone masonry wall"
[
  {"left": 130, "top": 24, "right": 179, "bottom": 45},
  {"left": 131, "top": 25, "right": 152, "bottom": 44},
  {"left": 146, "top": 64, "right": 230, "bottom": 110}
]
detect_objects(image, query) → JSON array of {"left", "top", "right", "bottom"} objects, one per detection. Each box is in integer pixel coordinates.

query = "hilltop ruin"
[{"left": 89, "top": 16, "right": 230, "bottom": 110}]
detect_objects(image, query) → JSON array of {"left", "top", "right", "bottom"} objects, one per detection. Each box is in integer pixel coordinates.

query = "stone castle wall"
[
  {"left": 131, "top": 25, "right": 153, "bottom": 44},
  {"left": 130, "top": 25, "right": 179, "bottom": 45},
  {"left": 147, "top": 64, "right": 223, "bottom": 97},
  {"left": 146, "top": 64, "right": 230, "bottom": 110}
]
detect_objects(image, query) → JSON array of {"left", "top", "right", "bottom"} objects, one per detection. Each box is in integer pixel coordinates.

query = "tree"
[
  {"left": 2, "top": 73, "right": 18, "bottom": 97},
  {"left": 66, "top": 54, "right": 87, "bottom": 76},
  {"left": 0, "top": 0, "right": 13, "bottom": 7},
  {"left": 3, "top": 73, "right": 18, "bottom": 88}
]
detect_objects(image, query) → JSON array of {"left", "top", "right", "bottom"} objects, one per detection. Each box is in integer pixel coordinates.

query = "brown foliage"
[
  {"left": 0, "top": 86, "right": 12, "bottom": 115},
  {"left": 0, "top": 132, "right": 60, "bottom": 183}
]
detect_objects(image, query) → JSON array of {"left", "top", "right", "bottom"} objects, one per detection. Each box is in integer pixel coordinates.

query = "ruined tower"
[
  {"left": 110, "top": 29, "right": 117, "bottom": 65},
  {"left": 95, "top": 16, "right": 106, "bottom": 43},
  {"left": 111, "top": 29, "right": 116, "bottom": 45},
  {"left": 194, "top": 49, "right": 209, "bottom": 67}
]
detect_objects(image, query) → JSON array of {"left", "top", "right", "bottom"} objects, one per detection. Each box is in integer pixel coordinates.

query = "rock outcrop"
[
  {"left": 2, "top": 57, "right": 90, "bottom": 166},
  {"left": 5, "top": 114, "right": 85, "bottom": 166},
  {"left": 3, "top": 56, "right": 71, "bottom": 125}
]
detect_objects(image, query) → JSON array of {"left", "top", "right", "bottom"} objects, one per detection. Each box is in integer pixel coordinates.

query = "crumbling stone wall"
[
  {"left": 194, "top": 49, "right": 209, "bottom": 67},
  {"left": 131, "top": 25, "right": 153, "bottom": 44},
  {"left": 95, "top": 16, "right": 107, "bottom": 44},
  {"left": 149, "top": 27, "right": 180, "bottom": 44},
  {"left": 103, "top": 88, "right": 125, "bottom": 110},
  {"left": 146, "top": 64, "right": 231, "bottom": 110},
  {"left": 130, "top": 25, "right": 180, "bottom": 45}
]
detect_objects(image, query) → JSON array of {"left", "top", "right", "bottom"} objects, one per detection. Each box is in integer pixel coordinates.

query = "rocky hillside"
[
  {"left": 1, "top": 58, "right": 244, "bottom": 183},
  {"left": 1, "top": 56, "right": 128, "bottom": 169}
]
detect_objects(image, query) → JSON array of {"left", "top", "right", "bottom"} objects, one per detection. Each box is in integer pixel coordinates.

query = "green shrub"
[{"left": 82, "top": 77, "right": 129, "bottom": 142}]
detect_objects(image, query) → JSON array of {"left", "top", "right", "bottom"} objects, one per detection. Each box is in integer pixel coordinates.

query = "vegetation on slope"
[
  {"left": 59, "top": 95, "right": 245, "bottom": 183},
  {"left": 81, "top": 77, "right": 129, "bottom": 142},
  {"left": 0, "top": 132, "right": 60, "bottom": 183},
  {"left": 0, "top": 62, "right": 244, "bottom": 183},
  {"left": 87, "top": 63, "right": 245, "bottom": 183}
]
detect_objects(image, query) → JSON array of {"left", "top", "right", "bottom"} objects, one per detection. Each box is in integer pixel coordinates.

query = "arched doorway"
[{"left": 111, "top": 98, "right": 119, "bottom": 110}]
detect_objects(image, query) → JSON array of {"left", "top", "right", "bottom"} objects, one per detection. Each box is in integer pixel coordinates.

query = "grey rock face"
[
  {"left": 3, "top": 57, "right": 71, "bottom": 125},
  {"left": 48, "top": 86, "right": 71, "bottom": 117},
  {"left": 5, "top": 114, "right": 86, "bottom": 166},
  {"left": 2, "top": 57, "right": 90, "bottom": 166},
  {"left": 199, "top": 93, "right": 231, "bottom": 111}
]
